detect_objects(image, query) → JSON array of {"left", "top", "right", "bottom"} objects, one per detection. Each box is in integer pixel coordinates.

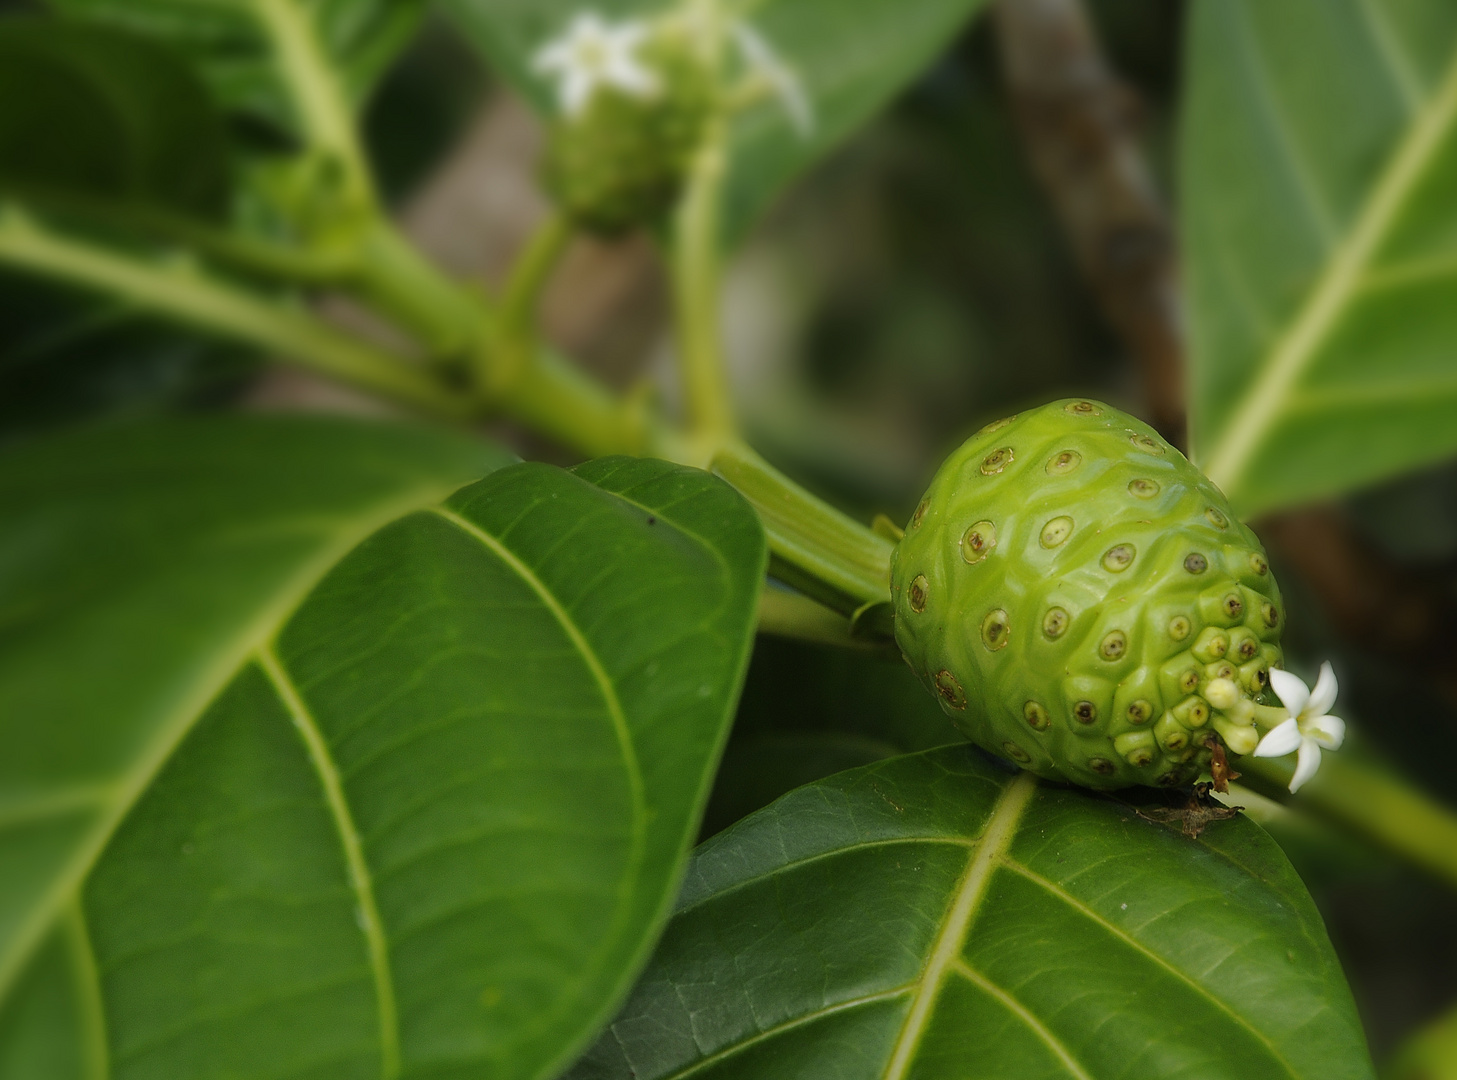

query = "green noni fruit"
[
  {"left": 542, "top": 31, "right": 715, "bottom": 235},
  {"left": 890, "top": 399, "right": 1284, "bottom": 789}
]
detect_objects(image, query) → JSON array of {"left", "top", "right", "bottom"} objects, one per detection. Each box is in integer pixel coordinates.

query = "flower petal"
[
  {"left": 603, "top": 53, "right": 661, "bottom": 98},
  {"left": 1253, "top": 717, "right": 1302, "bottom": 758},
  {"left": 1289, "top": 736, "right": 1322, "bottom": 793},
  {"left": 1308, "top": 661, "right": 1339, "bottom": 719},
  {"left": 561, "top": 69, "right": 597, "bottom": 116},
  {"left": 1304, "top": 714, "right": 1345, "bottom": 750},
  {"left": 1268, "top": 667, "right": 1310, "bottom": 719}
]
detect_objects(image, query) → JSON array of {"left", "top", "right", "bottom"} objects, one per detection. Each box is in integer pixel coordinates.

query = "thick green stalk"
[
  {"left": 251, "top": 0, "right": 376, "bottom": 211},
  {"left": 0, "top": 209, "right": 467, "bottom": 418},
  {"left": 1240, "top": 754, "right": 1457, "bottom": 891},
  {"left": 759, "top": 587, "right": 882, "bottom": 650},
  {"left": 712, "top": 440, "right": 896, "bottom": 610},
  {"left": 672, "top": 115, "right": 737, "bottom": 438}
]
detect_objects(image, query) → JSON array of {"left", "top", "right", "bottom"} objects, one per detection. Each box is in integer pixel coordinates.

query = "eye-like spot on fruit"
[
  {"left": 1156, "top": 771, "right": 1182, "bottom": 786},
  {"left": 1236, "top": 638, "right": 1258, "bottom": 662},
  {"left": 979, "top": 414, "right": 1016, "bottom": 434},
  {"left": 1041, "top": 516, "right": 1074, "bottom": 548},
  {"left": 1206, "top": 661, "right": 1237, "bottom": 681},
  {"left": 1024, "top": 701, "right": 1050, "bottom": 730},
  {"left": 912, "top": 499, "right": 929, "bottom": 528},
  {"left": 1192, "top": 627, "right": 1229, "bottom": 662},
  {"left": 1103, "top": 543, "right": 1136, "bottom": 572},
  {"left": 934, "top": 669, "right": 966, "bottom": 709},
  {"left": 1046, "top": 450, "right": 1082, "bottom": 475},
  {"left": 1169, "top": 615, "right": 1191, "bottom": 640},
  {"left": 1073, "top": 700, "right": 1098, "bottom": 725},
  {"left": 1207, "top": 508, "right": 1229, "bottom": 529},
  {"left": 1222, "top": 593, "right": 1244, "bottom": 619},
  {"left": 1250, "top": 552, "right": 1269, "bottom": 575},
  {"left": 1100, "top": 630, "right": 1127, "bottom": 661},
  {"left": 1262, "top": 602, "right": 1280, "bottom": 628},
  {"left": 981, "top": 447, "right": 1015, "bottom": 475},
  {"left": 1130, "top": 433, "right": 1165, "bottom": 455},
  {"left": 961, "top": 521, "right": 996, "bottom": 564},
  {"left": 908, "top": 575, "right": 929, "bottom": 613},
  {"left": 1184, "top": 553, "right": 1208, "bottom": 574},
  {"left": 1002, "top": 741, "right": 1032, "bottom": 764},
  {"left": 1127, "top": 699, "right": 1153, "bottom": 724},
  {"left": 1128, "top": 478, "right": 1160, "bottom": 498},
  {"left": 981, "top": 609, "right": 1011, "bottom": 651},
  {"left": 1066, "top": 400, "right": 1102, "bottom": 416},
  {"left": 1089, "top": 757, "right": 1116, "bottom": 775},
  {"left": 1043, "top": 607, "right": 1070, "bottom": 639},
  {"left": 1179, "top": 668, "right": 1201, "bottom": 693}
]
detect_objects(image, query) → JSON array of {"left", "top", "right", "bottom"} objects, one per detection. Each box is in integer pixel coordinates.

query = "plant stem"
[
  {"left": 1239, "top": 754, "right": 1457, "bottom": 891},
  {"left": 0, "top": 208, "right": 468, "bottom": 418},
  {"left": 672, "top": 115, "right": 737, "bottom": 438},
  {"left": 491, "top": 214, "right": 574, "bottom": 392},
  {"left": 712, "top": 440, "right": 895, "bottom": 609},
  {"left": 758, "top": 587, "right": 882, "bottom": 650},
  {"left": 251, "top": 0, "right": 376, "bottom": 211}
]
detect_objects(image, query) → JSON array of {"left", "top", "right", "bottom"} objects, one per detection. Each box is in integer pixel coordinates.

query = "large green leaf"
[
  {"left": 1184, "top": 0, "right": 1457, "bottom": 516},
  {"left": 569, "top": 746, "right": 1374, "bottom": 1080},
  {"left": 439, "top": 0, "right": 989, "bottom": 238},
  {"left": 0, "top": 19, "right": 230, "bottom": 218},
  {"left": 44, "top": 0, "right": 426, "bottom": 137},
  {"left": 0, "top": 419, "right": 765, "bottom": 1079}
]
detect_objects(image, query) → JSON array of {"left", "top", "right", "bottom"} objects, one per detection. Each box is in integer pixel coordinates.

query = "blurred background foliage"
[{"left": 2, "top": 0, "right": 1456, "bottom": 1063}]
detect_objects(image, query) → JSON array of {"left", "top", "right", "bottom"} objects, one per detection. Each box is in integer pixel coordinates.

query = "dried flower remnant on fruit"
[{"left": 890, "top": 398, "right": 1287, "bottom": 790}]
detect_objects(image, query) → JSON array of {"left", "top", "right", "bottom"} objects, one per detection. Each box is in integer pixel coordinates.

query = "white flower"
[
  {"left": 1253, "top": 662, "right": 1345, "bottom": 794},
  {"left": 733, "top": 22, "right": 814, "bottom": 135},
  {"left": 533, "top": 12, "right": 662, "bottom": 118}
]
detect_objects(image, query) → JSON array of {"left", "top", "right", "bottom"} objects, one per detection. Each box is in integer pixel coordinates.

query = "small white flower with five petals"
[
  {"left": 1254, "top": 662, "right": 1345, "bottom": 793},
  {"left": 533, "top": 12, "right": 662, "bottom": 118}
]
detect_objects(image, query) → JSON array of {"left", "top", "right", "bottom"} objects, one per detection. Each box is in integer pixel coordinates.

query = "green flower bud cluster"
[
  {"left": 540, "top": 23, "right": 716, "bottom": 235},
  {"left": 890, "top": 399, "right": 1285, "bottom": 789}
]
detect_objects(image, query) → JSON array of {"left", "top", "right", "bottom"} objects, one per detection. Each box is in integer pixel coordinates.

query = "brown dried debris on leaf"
[{"left": 1134, "top": 783, "right": 1242, "bottom": 840}]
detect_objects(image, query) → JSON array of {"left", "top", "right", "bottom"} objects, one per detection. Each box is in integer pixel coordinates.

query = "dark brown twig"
[{"left": 992, "top": 0, "right": 1185, "bottom": 445}]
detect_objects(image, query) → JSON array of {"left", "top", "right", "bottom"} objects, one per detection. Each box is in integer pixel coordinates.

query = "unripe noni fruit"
[
  {"left": 891, "top": 399, "right": 1284, "bottom": 789},
  {"left": 542, "top": 31, "right": 715, "bottom": 235}
]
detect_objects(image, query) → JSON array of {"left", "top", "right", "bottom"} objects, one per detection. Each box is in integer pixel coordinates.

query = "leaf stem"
[
  {"left": 0, "top": 208, "right": 468, "bottom": 418},
  {"left": 251, "top": 0, "right": 376, "bottom": 211},
  {"left": 672, "top": 114, "right": 737, "bottom": 438},
  {"left": 491, "top": 213, "right": 575, "bottom": 391},
  {"left": 758, "top": 587, "right": 878, "bottom": 650},
  {"left": 1239, "top": 754, "right": 1457, "bottom": 891},
  {"left": 712, "top": 440, "right": 895, "bottom": 609}
]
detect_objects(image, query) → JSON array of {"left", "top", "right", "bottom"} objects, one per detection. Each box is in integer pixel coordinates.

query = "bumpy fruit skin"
[
  {"left": 542, "top": 36, "right": 714, "bottom": 235},
  {"left": 891, "top": 399, "right": 1284, "bottom": 790}
]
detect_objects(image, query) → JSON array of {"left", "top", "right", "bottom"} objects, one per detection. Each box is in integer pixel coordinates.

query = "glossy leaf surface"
[
  {"left": 571, "top": 746, "right": 1374, "bottom": 1080},
  {"left": 440, "top": 0, "right": 990, "bottom": 238},
  {"left": 45, "top": 0, "right": 425, "bottom": 136},
  {"left": 1184, "top": 0, "right": 1457, "bottom": 516},
  {"left": 0, "top": 421, "right": 765, "bottom": 1079}
]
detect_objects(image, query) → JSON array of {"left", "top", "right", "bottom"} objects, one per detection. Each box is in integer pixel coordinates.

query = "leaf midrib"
[
  {"left": 0, "top": 480, "right": 467, "bottom": 1015},
  {"left": 259, "top": 644, "right": 400, "bottom": 1080},
  {"left": 1201, "top": 23, "right": 1457, "bottom": 496},
  {"left": 881, "top": 771, "right": 1037, "bottom": 1080}
]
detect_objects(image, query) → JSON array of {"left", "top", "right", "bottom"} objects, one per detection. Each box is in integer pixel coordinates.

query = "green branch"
[
  {"left": 672, "top": 116, "right": 737, "bottom": 438},
  {"left": 251, "top": 0, "right": 376, "bottom": 211},
  {"left": 0, "top": 208, "right": 467, "bottom": 418}
]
